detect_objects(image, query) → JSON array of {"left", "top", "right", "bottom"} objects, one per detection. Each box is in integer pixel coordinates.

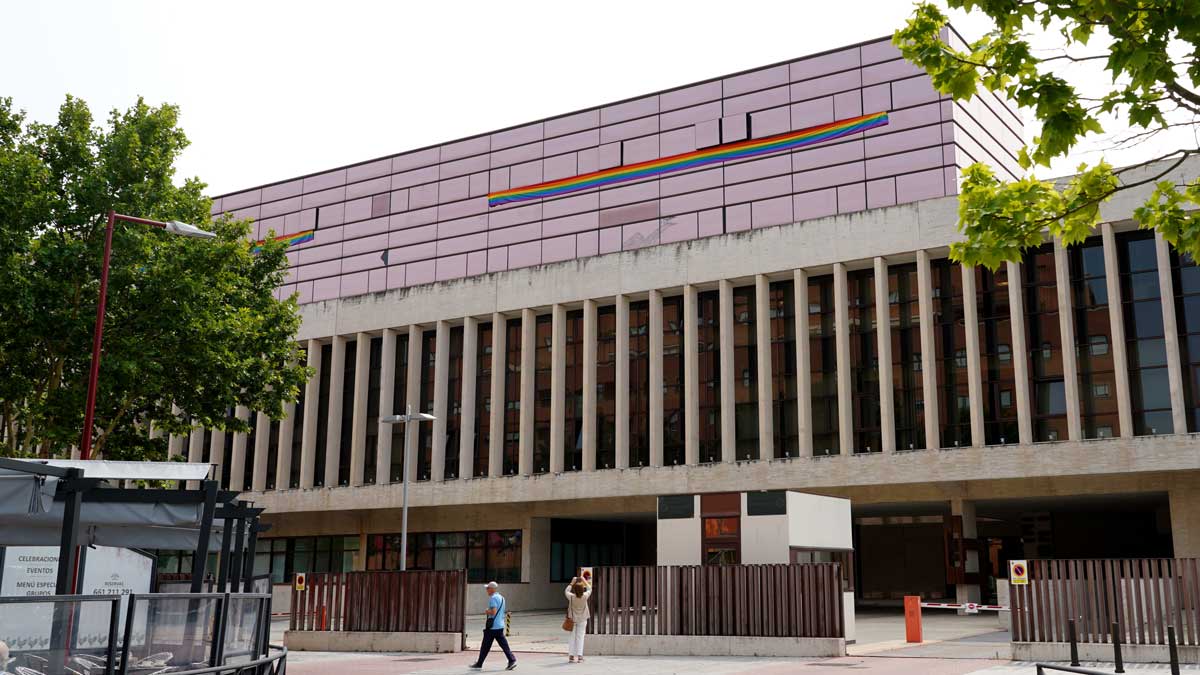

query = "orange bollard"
[{"left": 904, "top": 596, "right": 923, "bottom": 643}]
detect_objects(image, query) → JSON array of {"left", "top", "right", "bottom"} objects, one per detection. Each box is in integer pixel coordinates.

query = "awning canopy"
[{"left": 20, "top": 459, "right": 212, "bottom": 482}]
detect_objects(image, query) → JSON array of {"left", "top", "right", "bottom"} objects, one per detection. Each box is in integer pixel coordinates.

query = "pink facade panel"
[{"left": 215, "top": 36, "right": 1022, "bottom": 305}]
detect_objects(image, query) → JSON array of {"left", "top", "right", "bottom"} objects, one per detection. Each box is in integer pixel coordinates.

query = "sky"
[{"left": 3, "top": 1, "right": 1190, "bottom": 197}]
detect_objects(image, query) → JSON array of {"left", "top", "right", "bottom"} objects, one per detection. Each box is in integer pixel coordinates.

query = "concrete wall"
[
  {"left": 787, "top": 492, "right": 852, "bottom": 550},
  {"left": 583, "top": 634, "right": 845, "bottom": 657},
  {"left": 212, "top": 31, "right": 1021, "bottom": 307},
  {"left": 1013, "top": 641, "right": 1199, "bottom": 665},
  {"left": 741, "top": 493, "right": 789, "bottom": 564},
  {"left": 284, "top": 630, "right": 461, "bottom": 653},
  {"left": 657, "top": 495, "right": 701, "bottom": 565},
  {"left": 1170, "top": 486, "right": 1200, "bottom": 557}
]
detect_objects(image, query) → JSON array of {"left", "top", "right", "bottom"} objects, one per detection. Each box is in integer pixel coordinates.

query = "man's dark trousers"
[{"left": 476, "top": 628, "right": 516, "bottom": 666}]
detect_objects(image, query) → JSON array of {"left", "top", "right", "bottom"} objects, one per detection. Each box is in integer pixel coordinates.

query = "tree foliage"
[
  {"left": 895, "top": 1, "right": 1200, "bottom": 269},
  {"left": 0, "top": 95, "right": 309, "bottom": 460}
]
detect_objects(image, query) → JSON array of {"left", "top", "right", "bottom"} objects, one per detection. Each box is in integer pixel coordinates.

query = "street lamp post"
[
  {"left": 381, "top": 406, "right": 436, "bottom": 571},
  {"left": 80, "top": 209, "right": 216, "bottom": 460}
]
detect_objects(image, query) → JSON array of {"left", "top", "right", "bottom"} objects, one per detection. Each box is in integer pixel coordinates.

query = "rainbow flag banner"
[
  {"left": 251, "top": 229, "right": 314, "bottom": 254},
  {"left": 488, "top": 110, "right": 888, "bottom": 207}
]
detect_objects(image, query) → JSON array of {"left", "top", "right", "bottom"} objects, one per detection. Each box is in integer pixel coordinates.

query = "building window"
[
  {"left": 732, "top": 285, "right": 759, "bottom": 460},
  {"left": 769, "top": 280, "right": 799, "bottom": 458},
  {"left": 890, "top": 264, "right": 924, "bottom": 450},
  {"left": 596, "top": 305, "right": 617, "bottom": 469},
  {"left": 1070, "top": 237, "right": 1121, "bottom": 438},
  {"left": 809, "top": 275, "right": 839, "bottom": 455},
  {"left": 534, "top": 315, "right": 552, "bottom": 474},
  {"left": 1173, "top": 246, "right": 1200, "bottom": 432},
  {"left": 976, "top": 265, "right": 1020, "bottom": 444},
  {"left": 564, "top": 311, "right": 584, "bottom": 471},
  {"left": 697, "top": 291, "right": 722, "bottom": 463},
  {"left": 389, "top": 332, "right": 410, "bottom": 483},
  {"left": 445, "top": 326, "right": 465, "bottom": 479},
  {"left": 629, "top": 300, "right": 651, "bottom": 467},
  {"left": 250, "top": 535, "right": 359, "bottom": 583},
  {"left": 549, "top": 520, "right": 630, "bottom": 583},
  {"left": 244, "top": 413, "right": 258, "bottom": 489},
  {"left": 363, "top": 337, "right": 383, "bottom": 485},
  {"left": 848, "top": 269, "right": 881, "bottom": 453},
  {"left": 366, "top": 530, "right": 522, "bottom": 584},
  {"left": 288, "top": 348, "right": 306, "bottom": 489},
  {"left": 416, "top": 330, "right": 436, "bottom": 481},
  {"left": 474, "top": 322, "right": 494, "bottom": 478},
  {"left": 313, "top": 343, "right": 333, "bottom": 487},
  {"left": 1121, "top": 232, "right": 1174, "bottom": 434},
  {"left": 266, "top": 417, "right": 280, "bottom": 490},
  {"left": 663, "top": 296, "right": 686, "bottom": 465},
  {"left": 337, "top": 340, "right": 357, "bottom": 486},
  {"left": 503, "top": 318, "right": 522, "bottom": 475},
  {"left": 1024, "top": 244, "right": 1069, "bottom": 442}
]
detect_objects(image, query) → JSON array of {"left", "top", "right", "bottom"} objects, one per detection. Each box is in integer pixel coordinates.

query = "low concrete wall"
[
  {"left": 284, "top": 630, "right": 462, "bottom": 653},
  {"left": 1013, "top": 641, "right": 1199, "bottom": 665},
  {"left": 585, "top": 635, "right": 845, "bottom": 657}
]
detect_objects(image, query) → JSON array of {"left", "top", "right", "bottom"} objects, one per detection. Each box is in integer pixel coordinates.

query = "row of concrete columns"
[{"left": 170, "top": 229, "right": 1190, "bottom": 492}]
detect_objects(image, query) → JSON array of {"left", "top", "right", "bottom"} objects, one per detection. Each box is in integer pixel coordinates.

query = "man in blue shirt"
[{"left": 470, "top": 581, "right": 516, "bottom": 670}]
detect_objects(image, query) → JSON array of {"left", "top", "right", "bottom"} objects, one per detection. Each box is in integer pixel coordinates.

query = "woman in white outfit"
[{"left": 565, "top": 577, "right": 591, "bottom": 663}]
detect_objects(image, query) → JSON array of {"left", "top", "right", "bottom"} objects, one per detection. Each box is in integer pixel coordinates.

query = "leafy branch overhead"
[
  {"left": 895, "top": 1, "right": 1200, "bottom": 269},
  {"left": 0, "top": 95, "right": 310, "bottom": 461}
]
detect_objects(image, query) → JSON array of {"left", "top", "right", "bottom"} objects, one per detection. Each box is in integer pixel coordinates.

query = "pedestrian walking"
[
  {"left": 470, "top": 581, "right": 517, "bottom": 670},
  {"left": 563, "top": 576, "right": 591, "bottom": 663}
]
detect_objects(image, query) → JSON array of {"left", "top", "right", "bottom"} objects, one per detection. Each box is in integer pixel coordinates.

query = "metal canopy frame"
[{"left": 0, "top": 457, "right": 263, "bottom": 594}]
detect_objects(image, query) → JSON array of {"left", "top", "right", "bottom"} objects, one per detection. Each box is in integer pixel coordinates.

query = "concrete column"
[
  {"left": 230, "top": 406, "right": 250, "bottom": 492},
  {"left": 431, "top": 320, "right": 450, "bottom": 482},
  {"left": 755, "top": 275, "right": 775, "bottom": 459},
  {"left": 615, "top": 295, "right": 630, "bottom": 469},
  {"left": 719, "top": 280, "right": 736, "bottom": 462},
  {"left": 1155, "top": 232, "right": 1189, "bottom": 434},
  {"left": 1170, "top": 484, "right": 1200, "bottom": 557},
  {"left": 324, "top": 335, "right": 347, "bottom": 488},
  {"left": 1054, "top": 237, "right": 1084, "bottom": 441},
  {"left": 518, "top": 308, "right": 535, "bottom": 476},
  {"left": 873, "top": 258, "right": 895, "bottom": 453},
  {"left": 168, "top": 404, "right": 183, "bottom": 460},
  {"left": 962, "top": 265, "right": 985, "bottom": 447},
  {"left": 1007, "top": 261, "right": 1034, "bottom": 445},
  {"left": 207, "top": 426, "right": 224, "bottom": 487},
  {"left": 1102, "top": 224, "right": 1134, "bottom": 438},
  {"left": 187, "top": 426, "right": 205, "bottom": 489},
  {"left": 951, "top": 498, "right": 982, "bottom": 608},
  {"left": 582, "top": 301, "right": 598, "bottom": 472},
  {"left": 793, "top": 269, "right": 813, "bottom": 457},
  {"left": 276, "top": 400, "right": 296, "bottom": 490},
  {"left": 649, "top": 290, "right": 665, "bottom": 467},
  {"left": 299, "top": 340, "right": 323, "bottom": 488},
  {"left": 376, "top": 328, "right": 397, "bottom": 484},
  {"left": 834, "top": 263, "right": 853, "bottom": 455},
  {"left": 349, "top": 332, "right": 371, "bottom": 486},
  {"left": 550, "top": 305, "right": 566, "bottom": 473},
  {"left": 916, "top": 251, "right": 940, "bottom": 448},
  {"left": 459, "top": 317, "right": 479, "bottom": 479},
  {"left": 405, "top": 326, "right": 422, "bottom": 479},
  {"left": 251, "top": 408, "right": 270, "bottom": 491},
  {"left": 488, "top": 314, "right": 506, "bottom": 478},
  {"left": 683, "top": 285, "right": 700, "bottom": 465}
]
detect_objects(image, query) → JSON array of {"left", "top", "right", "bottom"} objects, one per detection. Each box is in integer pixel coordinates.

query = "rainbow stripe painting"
[
  {"left": 251, "top": 229, "right": 314, "bottom": 254},
  {"left": 488, "top": 110, "right": 888, "bottom": 207}
]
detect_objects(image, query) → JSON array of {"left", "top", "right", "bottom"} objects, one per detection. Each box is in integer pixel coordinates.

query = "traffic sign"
[
  {"left": 294, "top": 572, "right": 306, "bottom": 592},
  {"left": 1009, "top": 560, "right": 1028, "bottom": 586}
]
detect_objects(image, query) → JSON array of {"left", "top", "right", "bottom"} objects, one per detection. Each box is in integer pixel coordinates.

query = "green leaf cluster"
[
  {"left": 0, "top": 96, "right": 310, "bottom": 460},
  {"left": 894, "top": 1, "right": 1200, "bottom": 268}
]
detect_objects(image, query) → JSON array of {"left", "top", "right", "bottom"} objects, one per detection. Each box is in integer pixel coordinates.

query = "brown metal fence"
[
  {"left": 289, "top": 570, "right": 466, "bottom": 633},
  {"left": 1011, "top": 558, "right": 1200, "bottom": 647},
  {"left": 589, "top": 563, "right": 843, "bottom": 638}
]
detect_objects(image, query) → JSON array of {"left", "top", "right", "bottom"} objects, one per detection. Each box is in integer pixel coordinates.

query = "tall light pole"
[
  {"left": 381, "top": 406, "right": 436, "bottom": 570},
  {"left": 80, "top": 210, "right": 216, "bottom": 460}
]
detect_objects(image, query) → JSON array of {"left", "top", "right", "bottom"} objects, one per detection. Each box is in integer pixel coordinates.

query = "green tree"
[
  {"left": 895, "top": 1, "right": 1200, "bottom": 269},
  {"left": 0, "top": 95, "right": 309, "bottom": 460}
]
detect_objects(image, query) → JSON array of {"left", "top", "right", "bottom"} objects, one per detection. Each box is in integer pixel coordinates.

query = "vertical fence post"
[
  {"left": 1168, "top": 625, "right": 1180, "bottom": 675},
  {"left": 1068, "top": 618, "right": 1079, "bottom": 666},
  {"left": 1112, "top": 621, "right": 1124, "bottom": 674}
]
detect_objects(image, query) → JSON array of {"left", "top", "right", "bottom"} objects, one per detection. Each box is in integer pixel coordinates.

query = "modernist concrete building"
[{"left": 159, "top": 31, "right": 1200, "bottom": 613}]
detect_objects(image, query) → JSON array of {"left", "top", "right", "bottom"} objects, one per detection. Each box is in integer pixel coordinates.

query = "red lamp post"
[{"left": 79, "top": 209, "right": 216, "bottom": 460}]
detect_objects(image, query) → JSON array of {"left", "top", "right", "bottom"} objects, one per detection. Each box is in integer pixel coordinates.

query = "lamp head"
[{"left": 165, "top": 220, "right": 218, "bottom": 239}]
